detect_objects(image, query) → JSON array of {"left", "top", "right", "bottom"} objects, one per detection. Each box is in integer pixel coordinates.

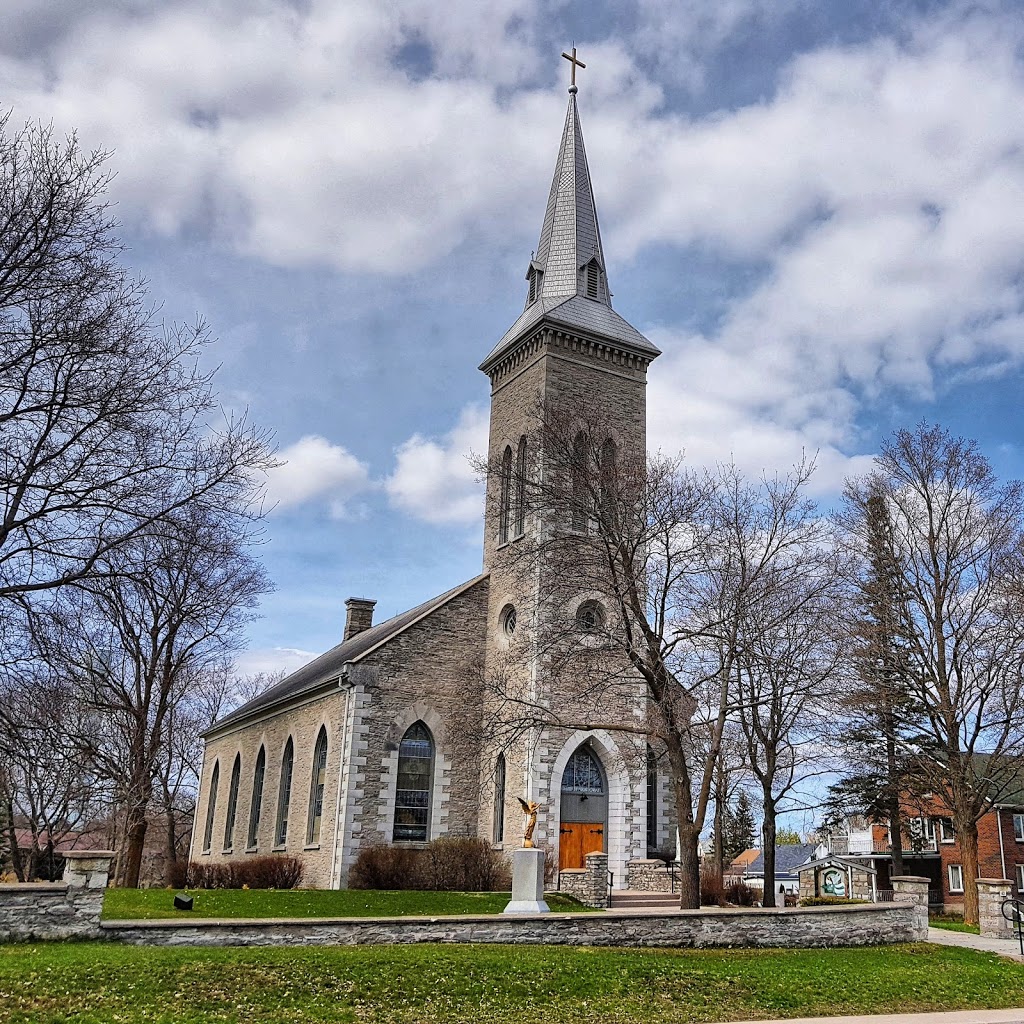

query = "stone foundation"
[
  {"left": 104, "top": 901, "right": 927, "bottom": 948},
  {"left": 0, "top": 850, "right": 114, "bottom": 941},
  {"left": 627, "top": 859, "right": 676, "bottom": 892},
  {"left": 557, "top": 852, "right": 609, "bottom": 908}
]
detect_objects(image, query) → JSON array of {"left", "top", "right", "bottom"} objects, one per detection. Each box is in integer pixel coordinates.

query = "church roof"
[
  {"left": 480, "top": 91, "right": 659, "bottom": 372},
  {"left": 206, "top": 573, "right": 489, "bottom": 737}
]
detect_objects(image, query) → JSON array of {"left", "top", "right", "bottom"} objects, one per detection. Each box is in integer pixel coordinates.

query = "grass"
[
  {"left": 101, "top": 887, "right": 597, "bottom": 921},
  {"left": 930, "top": 912, "right": 982, "bottom": 935},
  {"left": 2, "top": 942, "right": 1024, "bottom": 1023}
]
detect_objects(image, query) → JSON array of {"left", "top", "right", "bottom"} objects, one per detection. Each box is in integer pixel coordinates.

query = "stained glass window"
[
  {"left": 247, "top": 746, "right": 266, "bottom": 849},
  {"left": 223, "top": 754, "right": 241, "bottom": 851},
  {"left": 306, "top": 727, "right": 329, "bottom": 845},
  {"left": 394, "top": 721, "right": 434, "bottom": 843},
  {"left": 561, "top": 746, "right": 605, "bottom": 794}
]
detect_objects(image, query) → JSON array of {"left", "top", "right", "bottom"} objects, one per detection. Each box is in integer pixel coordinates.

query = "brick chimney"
[{"left": 344, "top": 597, "right": 376, "bottom": 641}]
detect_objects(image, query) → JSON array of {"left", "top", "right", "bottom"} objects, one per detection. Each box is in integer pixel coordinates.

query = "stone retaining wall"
[
  {"left": 0, "top": 851, "right": 114, "bottom": 941},
  {"left": 105, "top": 902, "right": 926, "bottom": 948},
  {"left": 627, "top": 859, "right": 675, "bottom": 892}
]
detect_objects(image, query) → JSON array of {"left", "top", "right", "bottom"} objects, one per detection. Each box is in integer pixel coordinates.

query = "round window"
[
  {"left": 576, "top": 600, "right": 604, "bottom": 633},
  {"left": 500, "top": 604, "right": 517, "bottom": 637}
]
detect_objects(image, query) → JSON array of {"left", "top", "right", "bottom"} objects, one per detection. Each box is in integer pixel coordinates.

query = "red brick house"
[{"left": 824, "top": 788, "right": 1024, "bottom": 910}]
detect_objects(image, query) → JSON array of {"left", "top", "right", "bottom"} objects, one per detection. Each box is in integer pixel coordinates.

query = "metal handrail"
[
  {"left": 607, "top": 870, "right": 614, "bottom": 902},
  {"left": 1001, "top": 898, "right": 1024, "bottom": 955}
]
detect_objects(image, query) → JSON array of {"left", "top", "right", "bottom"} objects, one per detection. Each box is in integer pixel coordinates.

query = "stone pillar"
[
  {"left": 63, "top": 850, "right": 115, "bottom": 890},
  {"left": 891, "top": 874, "right": 929, "bottom": 941},
  {"left": 978, "top": 878, "right": 1015, "bottom": 939},
  {"left": 583, "top": 852, "right": 610, "bottom": 909},
  {"left": 503, "top": 848, "right": 550, "bottom": 914}
]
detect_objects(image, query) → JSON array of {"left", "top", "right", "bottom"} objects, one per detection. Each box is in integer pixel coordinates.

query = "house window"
[
  {"left": 948, "top": 864, "right": 964, "bottom": 893},
  {"left": 1013, "top": 814, "right": 1024, "bottom": 842},
  {"left": 493, "top": 754, "right": 506, "bottom": 845},
  {"left": 223, "top": 754, "right": 241, "bottom": 851},
  {"left": 1016, "top": 864, "right": 1024, "bottom": 892},
  {"left": 306, "top": 727, "right": 329, "bottom": 845},
  {"left": 202, "top": 761, "right": 219, "bottom": 853},
  {"left": 937, "top": 818, "right": 955, "bottom": 843},
  {"left": 247, "top": 746, "right": 266, "bottom": 849},
  {"left": 646, "top": 746, "right": 658, "bottom": 853},
  {"left": 499, "top": 445, "right": 512, "bottom": 544},
  {"left": 275, "top": 738, "right": 294, "bottom": 847},
  {"left": 394, "top": 721, "right": 434, "bottom": 843},
  {"left": 514, "top": 436, "right": 527, "bottom": 537}
]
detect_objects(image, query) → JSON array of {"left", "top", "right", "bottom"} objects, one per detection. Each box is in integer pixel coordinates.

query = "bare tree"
[
  {"left": 0, "top": 115, "right": 267, "bottom": 646},
  {"left": 840, "top": 423, "right": 1024, "bottom": 925},
  {"left": 40, "top": 493, "right": 272, "bottom": 887},
  {"left": 474, "top": 398, "right": 831, "bottom": 907}
]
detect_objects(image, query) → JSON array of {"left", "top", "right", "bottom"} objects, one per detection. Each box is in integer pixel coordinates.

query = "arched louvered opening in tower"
[
  {"left": 514, "top": 436, "right": 527, "bottom": 537},
  {"left": 582, "top": 259, "right": 602, "bottom": 300},
  {"left": 499, "top": 445, "right": 513, "bottom": 544}
]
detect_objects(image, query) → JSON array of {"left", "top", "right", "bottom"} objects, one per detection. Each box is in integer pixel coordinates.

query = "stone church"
[{"left": 192, "top": 78, "right": 676, "bottom": 892}]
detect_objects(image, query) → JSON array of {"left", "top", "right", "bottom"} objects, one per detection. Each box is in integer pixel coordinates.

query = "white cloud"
[
  {"left": 267, "top": 435, "right": 370, "bottom": 513},
  {"left": 385, "top": 404, "right": 487, "bottom": 524},
  {"left": 234, "top": 645, "right": 318, "bottom": 678}
]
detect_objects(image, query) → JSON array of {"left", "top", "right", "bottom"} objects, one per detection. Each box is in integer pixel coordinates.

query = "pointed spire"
[{"left": 527, "top": 92, "right": 610, "bottom": 311}]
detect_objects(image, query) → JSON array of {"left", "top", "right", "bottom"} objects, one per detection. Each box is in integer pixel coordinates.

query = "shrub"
[
  {"left": 799, "top": 895, "right": 869, "bottom": 907},
  {"left": 724, "top": 879, "right": 757, "bottom": 906},
  {"left": 418, "top": 837, "right": 511, "bottom": 892},
  {"left": 699, "top": 864, "right": 725, "bottom": 907},
  {"left": 168, "top": 856, "right": 303, "bottom": 890},
  {"left": 349, "top": 838, "right": 511, "bottom": 892},
  {"left": 349, "top": 845, "right": 424, "bottom": 890}
]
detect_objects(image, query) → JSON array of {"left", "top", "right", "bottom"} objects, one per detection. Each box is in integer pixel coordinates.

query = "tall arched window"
[
  {"left": 499, "top": 445, "right": 513, "bottom": 544},
  {"left": 514, "top": 436, "right": 527, "bottom": 537},
  {"left": 306, "top": 726, "right": 329, "bottom": 845},
  {"left": 646, "top": 746, "right": 658, "bottom": 853},
  {"left": 275, "top": 738, "right": 294, "bottom": 847},
  {"left": 247, "top": 746, "right": 266, "bottom": 850},
  {"left": 202, "top": 761, "right": 219, "bottom": 853},
  {"left": 599, "top": 437, "right": 617, "bottom": 526},
  {"left": 571, "top": 431, "right": 589, "bottom": 533},
  {"left": 393, "top": 721, "right": 434, "bottom": 843},
  {"left": 493, "top": 753, "right": 506, "bottom": 845},
  {"left": 223, "top": 754, "right": 241, "bottom": 851}
]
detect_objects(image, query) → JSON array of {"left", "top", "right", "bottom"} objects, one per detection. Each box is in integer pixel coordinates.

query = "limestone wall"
[
  {"left": 103, "top": 902, "right": 926, "bottom": 948},
  {"left": 0, "top": 851, "right": 113, "bottom": 942}
]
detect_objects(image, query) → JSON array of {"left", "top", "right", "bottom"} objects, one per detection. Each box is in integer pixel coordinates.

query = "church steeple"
[
  {"left": 528, "top": 92, "right": 610, "bottom": 310},
  {"left": 480, "top": 76, "right": 659, "bottom": 374}
]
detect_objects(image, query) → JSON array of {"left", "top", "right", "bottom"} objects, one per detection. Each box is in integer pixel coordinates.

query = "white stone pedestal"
[{"left": 503, "top": 848, "right": 550, "bottom": 914}]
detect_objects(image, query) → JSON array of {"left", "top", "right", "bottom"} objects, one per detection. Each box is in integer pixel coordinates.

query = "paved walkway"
[{"left": 926, "top": 925, "right": 1024, "bottom": 961}]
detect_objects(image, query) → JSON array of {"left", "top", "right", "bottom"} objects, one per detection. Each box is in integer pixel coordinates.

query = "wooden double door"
[{"left": 558, "top": 821, "right": 605, "bottom": 870}]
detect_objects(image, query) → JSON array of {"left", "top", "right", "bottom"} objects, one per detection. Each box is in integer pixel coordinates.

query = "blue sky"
[{"left": 4, "top": 0, "right": 1024, "bottom": 677}]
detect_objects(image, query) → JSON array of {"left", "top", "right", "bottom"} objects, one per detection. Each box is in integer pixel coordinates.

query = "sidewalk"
[{"left": 720, "top": 1012, "right": 1024, "bottom": 1024}]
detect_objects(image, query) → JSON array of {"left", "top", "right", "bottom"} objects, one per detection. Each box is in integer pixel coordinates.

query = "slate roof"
[
  {"left": 746, "top": 843, "right": 816, "bottom": 877},
  {"left": 207, "top": 574, "right": 489, "bottom": 737},
  {"left": 480, "top": 92, "right": 659, "bottom": 372}
]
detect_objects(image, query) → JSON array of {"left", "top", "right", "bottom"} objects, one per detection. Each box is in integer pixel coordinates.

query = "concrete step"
[{"left": 609, "top": 890, "right": 681, "bottom": 909}]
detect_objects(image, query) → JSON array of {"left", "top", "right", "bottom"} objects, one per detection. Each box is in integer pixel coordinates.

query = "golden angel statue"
[{"left": 517, "top": 796, "right": 540, "bottom": 848}]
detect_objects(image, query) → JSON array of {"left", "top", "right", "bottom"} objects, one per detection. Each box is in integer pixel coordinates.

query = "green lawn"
[
  {"left": 930, "top": 913, "right": 982, "bottom": 935},
  {"left": 2, "top": 942, "right": 1024, "bottom": 1024},
  {"left": 101, "top": 887, "right": 596, "bottom": 920}
]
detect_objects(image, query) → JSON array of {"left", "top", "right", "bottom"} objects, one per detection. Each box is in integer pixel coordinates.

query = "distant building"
[{"left": 743, "top": 843, "right": 816, "bottom": 895}]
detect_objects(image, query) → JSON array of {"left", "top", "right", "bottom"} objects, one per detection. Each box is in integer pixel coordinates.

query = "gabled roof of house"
[
  {"left": 206, "top": 573, "right": 489, "bottom": 737},
  {"left": 728, "top": 848, "right": 761, "bottom": 872},
  {"left": 746, "top": 843, "right": 816, "bottom": 877},
  {"left": 795, "top": 854, "right": 878, "bottom": 875}
]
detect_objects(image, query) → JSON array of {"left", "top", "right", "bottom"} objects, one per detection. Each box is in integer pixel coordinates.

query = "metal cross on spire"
[{"left": 561, "top": 45, "right": 586, "bottom": 93}]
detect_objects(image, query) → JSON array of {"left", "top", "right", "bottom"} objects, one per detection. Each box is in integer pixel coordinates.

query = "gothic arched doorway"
[{"left": 558, "top": 744, "right": 608, "bottom": 870}]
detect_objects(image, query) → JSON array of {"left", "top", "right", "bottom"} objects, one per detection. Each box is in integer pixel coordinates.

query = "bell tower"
[{"left": 477, "top": 60, "right": 661, "bottom": 878}]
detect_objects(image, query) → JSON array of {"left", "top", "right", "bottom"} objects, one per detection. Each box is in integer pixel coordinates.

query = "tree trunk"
[
  {"left": 712, "top": 778, "right": 726, "bottom": 879},
  {"left": 761, "top": 796, "right": 777, "bottom": 908},
  {"left": 886, "top": 793, "right": 905, "bottom": 877},
  {"left": 677, "top": 822, "right": 701, "bottom": 909},
  {"left": 122, "top": 804, "right": 149, "bottom": 888},
  {"left": 960, "top": 818, "right": 980, "bottom": 927}
]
